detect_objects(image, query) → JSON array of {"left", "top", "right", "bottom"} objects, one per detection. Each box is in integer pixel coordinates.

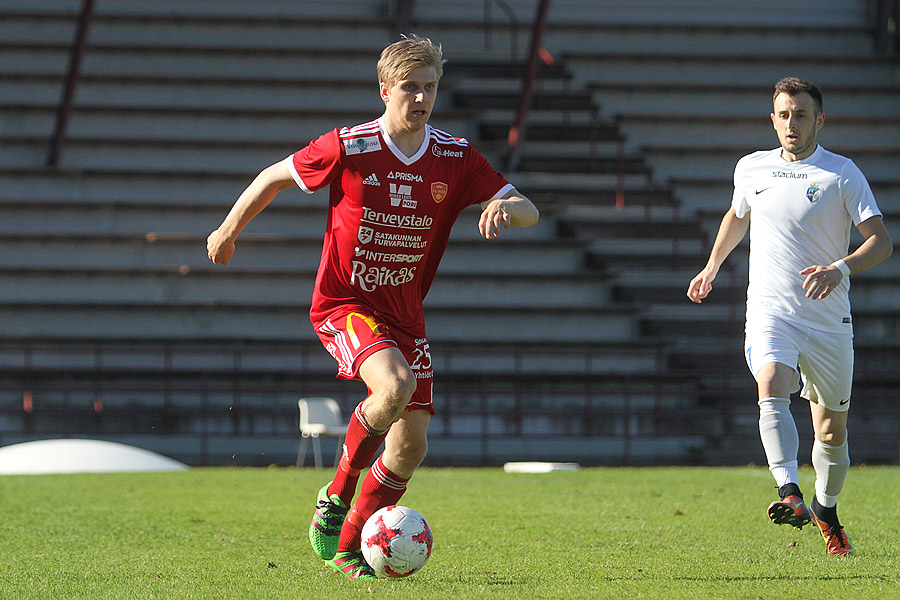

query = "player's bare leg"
[
  {"left": 310, "top": 348, "right": 415, "bottom": 560},
  {"left": 358, "top": 347, "right": 418, "bottom": 430},
  {"left": 328, "top": 400, "right": 429, "bottom": 579},
  {"left": 809, "top": 399, "right": 854, "bottom": 555},
  {"left": 381, "top": 408, "right": 430, "bottom": 478}
]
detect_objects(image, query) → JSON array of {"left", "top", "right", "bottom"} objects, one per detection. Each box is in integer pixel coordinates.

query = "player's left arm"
[
  {"left": 800, "top": 215, "right": 893, "bottom": 300},
  {"left": 478, "top": 188, "right": 539, "bottom": 239}
]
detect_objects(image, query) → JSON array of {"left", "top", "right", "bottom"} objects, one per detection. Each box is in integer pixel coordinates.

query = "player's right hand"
[
  {"left": 207, "top": 229, "right": 235, "bottom": 265},
  {"left": 686, "top": 269, "right": 716, "bottom": 303}
]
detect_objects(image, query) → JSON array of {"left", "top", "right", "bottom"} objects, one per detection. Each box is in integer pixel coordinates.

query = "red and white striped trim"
[
  {"left": 339, "top": 120, "right": 380, "bottom": 139},
  {"left": 370, "top": 457, "right": 408, "bottom": 491},
  {"left": 430, "top": 127, "right": 468, "bottom": 147},
  {"left": 318, "top": 319, "right": 354, "bottom": 376}
]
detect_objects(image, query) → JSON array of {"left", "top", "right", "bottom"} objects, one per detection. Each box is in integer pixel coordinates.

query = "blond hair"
[{"left": 377, "top": 34, "right": 445, "bottom": 88}]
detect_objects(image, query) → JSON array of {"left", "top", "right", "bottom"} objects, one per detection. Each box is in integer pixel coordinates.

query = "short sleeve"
[
  {"left": 458, "top": 148, "right": 513, "bottom": 209},
  {"left": 289, "top": 129, "right": 343, "bottom": 194},
  {"left": 840, "top": 160, "right": 881, "bottom": 226},
  {"left": 731, "top": 156, "right": 751, "bottom": 218}
]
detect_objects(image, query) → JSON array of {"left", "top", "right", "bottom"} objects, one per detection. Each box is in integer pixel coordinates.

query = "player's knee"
[
  {"left": 816, "top": 427, "right": 846, "bottom": 446},
  {"left": 756, "top": 367, "right": 796, "bottom": 399},
  {"left": 374, "top": 370, "right": 417, "bottom": 415},
  {"left": 389, "top": 369, "right": 417, "bottom": 404}
]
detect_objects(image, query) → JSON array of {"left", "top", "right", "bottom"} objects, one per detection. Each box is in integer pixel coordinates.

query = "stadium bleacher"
[{"left": 0, "top": 0, "right": 897, "bottom": 465}]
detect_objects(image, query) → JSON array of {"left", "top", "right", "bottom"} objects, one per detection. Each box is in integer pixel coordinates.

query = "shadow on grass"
[{"left": 655, "top": 574, "right": 887, "bottom": 583}]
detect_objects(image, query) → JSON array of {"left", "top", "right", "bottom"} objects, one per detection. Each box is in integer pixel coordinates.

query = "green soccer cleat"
[
  {"left": 309, "top": 484, "right": 348, "bottom": 560},
  {"left": 326, "top": 550, "right": 378, "bottom": 580}
]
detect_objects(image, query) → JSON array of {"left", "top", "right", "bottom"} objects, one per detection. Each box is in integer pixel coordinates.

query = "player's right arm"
[
  {"left": 687, "top": 206, "right": 749, "bottom": 303},
  {"left": 207, "top": 157, "right": 296, "bottom": 265}
]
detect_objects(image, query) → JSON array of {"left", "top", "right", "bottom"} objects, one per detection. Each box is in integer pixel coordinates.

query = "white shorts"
[{"left": 744, "top": 315, "right": 853, "bottom": 411}]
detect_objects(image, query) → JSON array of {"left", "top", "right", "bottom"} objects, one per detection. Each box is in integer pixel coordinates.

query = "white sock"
[
  {"left": 812, "top": 437, "right": 850, "bottom": 508},
  {"left": 758, "top": 397, "right": 799, "bottom": 488}
]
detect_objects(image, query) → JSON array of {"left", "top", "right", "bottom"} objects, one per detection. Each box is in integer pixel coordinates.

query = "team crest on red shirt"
[{"left": 431, "top": 182, "right": 448, "bottom": 203}]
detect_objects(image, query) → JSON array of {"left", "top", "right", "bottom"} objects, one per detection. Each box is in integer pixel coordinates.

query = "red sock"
[
  {"left": 338, "top": 455, "right": 410, "bottom": 552},
  {"left": 328, "top": 403, "right": 388, "bottom": 507}
]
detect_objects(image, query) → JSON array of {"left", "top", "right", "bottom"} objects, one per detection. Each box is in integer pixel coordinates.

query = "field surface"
[{"left": 1, "top": 465, "right": 898, "bottom": 599}]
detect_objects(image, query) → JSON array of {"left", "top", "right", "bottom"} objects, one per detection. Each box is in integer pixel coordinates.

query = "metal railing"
[
  {"left": 47, "top": 0, "right": 95, "bottom": 167},
  {"left": 506, "top": 0, "right": 551, "bottom": 172},
  {"left": 870, "top": 0, "right": 899, "bottom": 55},
  {"left": 484, "top": 0, "right": 520, "bottom": 63},
  {"left": 2, "top": 338, "right": 897, "bottom": 466}
]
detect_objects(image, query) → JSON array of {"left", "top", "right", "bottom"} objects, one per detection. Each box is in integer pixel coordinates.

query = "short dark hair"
[{"left": 773, "top": 77, "right": 823, "bottom": 114}]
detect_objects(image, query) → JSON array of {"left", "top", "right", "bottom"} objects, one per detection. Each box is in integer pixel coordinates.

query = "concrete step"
[
  {"left": 672, "top": 177, "right": 900, "bottom": 214},
  {"left": 567, "top": 52, "right": 900, "bottom": 88},
  {"left": 0, "top": 72, "right": 408, "bottom": 113},
  {"left": 644, "top": 145, "right": 900, "bottom": 183},
  {"left": 0, "top": 168, "right": 666, "bottom": 212},
  {"left": 411, "top": 0, "right": 867, "bottom": 26},
  {"left": 0, "top": 232, "right": 588, "bottom": 273},
  {"left": 618, "top": 114, "right": 900, "bottom": 153},
  {"left": 0, "top": 131, "right": 504, "bottom": 172},
  {"left": 0, "top": 302, "right": 639, "bottom": 343},
  {"left": 0, "top": 338, "right": 670, "bottom": 378},
  {"left": 539, "top": 23, "right": 872, "bottom": 56},
  {"left": 588, "top": 237, "right": 708, "bottom": 273},
  {"left": 2, "top": 6, "right": 872, "bottom": 58},
  {"left": 0, "top": 104, "right": 479, "bottom": 145},
  {"left": 612, "top": 269, "right": 746, "bottom": 306},
  {"left": 0, "top": 0, "right": 385, "bottom": 20},
  {"left": 556, "top": 205, "right": 705, "bottom": 240},
  {"left": 695, "top": 208, "right": 900, "bottom": 252},
  {"left": 589, "top": 83, "right": 900, "bottom": 119},
  {"left": 641, "top": 302, "right": 900, "bottom": 344},
  {"left": 454, "top": 88, "right": 594, "bottom": 112},
  {"left": 0, "top": 200, "right": 331, "bottom": 237},
  {"left": 0, "top": 268, "right": 615, "bottom": 309},
  {"left": 0, "top": 198, "right": 558, "bottom": 241}
]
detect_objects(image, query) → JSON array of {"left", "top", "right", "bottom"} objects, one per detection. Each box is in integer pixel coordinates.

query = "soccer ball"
[{"left": 360, "top": 505, "right": 433, "bottom": 577}]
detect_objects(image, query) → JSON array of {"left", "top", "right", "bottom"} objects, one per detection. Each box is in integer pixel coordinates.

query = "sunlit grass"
[{"left": 0, "top": 465, "right": 897, "bottom": 599}]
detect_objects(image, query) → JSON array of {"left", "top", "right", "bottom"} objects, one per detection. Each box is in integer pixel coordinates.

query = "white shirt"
[{"left": 732, "top": 145, "right": 882, "bottom": 332}]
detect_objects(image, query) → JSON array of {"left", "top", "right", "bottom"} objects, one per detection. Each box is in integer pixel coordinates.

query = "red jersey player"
[{"left": 207, "top": 35, "right": 538, "bottom": 579}]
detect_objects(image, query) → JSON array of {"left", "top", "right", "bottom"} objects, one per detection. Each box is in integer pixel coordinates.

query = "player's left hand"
[
  {"left": 478, "top": 199, "right": 511, "bottom": 239},
  {"left": 799, "top": 264, "right": 844, "bottom": 300}
]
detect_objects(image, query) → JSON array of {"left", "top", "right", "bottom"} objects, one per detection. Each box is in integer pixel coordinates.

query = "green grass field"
[{"left": 1, "top": 465, "right": 898, "bottom": 599}]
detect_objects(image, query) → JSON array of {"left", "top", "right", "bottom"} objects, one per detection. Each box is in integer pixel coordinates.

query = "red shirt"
[{"left": 290, "top": 117, "right": 513, "bottom": 333}]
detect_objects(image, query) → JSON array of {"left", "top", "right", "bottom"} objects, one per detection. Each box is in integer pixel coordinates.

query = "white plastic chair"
[{"left": 296, "top": 397, "right": 347, "bottom": 469}]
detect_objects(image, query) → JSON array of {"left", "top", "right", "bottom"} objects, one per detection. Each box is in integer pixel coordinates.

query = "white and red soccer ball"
[{"left": 360, "top": 505, "right": 433, "bottom": 577}]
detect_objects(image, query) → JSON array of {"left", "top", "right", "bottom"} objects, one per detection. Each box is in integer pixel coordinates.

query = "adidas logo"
[{"left": 362, "top": 173, "right": 380, "bottom": 186}]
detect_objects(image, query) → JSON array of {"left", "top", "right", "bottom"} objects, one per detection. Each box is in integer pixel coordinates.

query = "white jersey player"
[{"left": 687, "top": 77, "right": 892, "bottom": 556}]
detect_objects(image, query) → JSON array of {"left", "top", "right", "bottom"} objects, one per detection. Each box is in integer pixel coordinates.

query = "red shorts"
[{"left": 314, "top": 309, "right": 434, "bottom": 414}]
